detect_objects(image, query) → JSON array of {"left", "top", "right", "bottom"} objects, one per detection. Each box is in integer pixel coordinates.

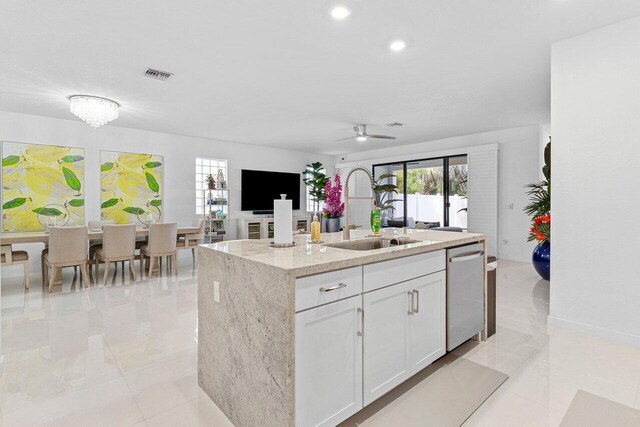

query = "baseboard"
[{"left": 548, "top": 315, "right": 640, "bottom": 347}]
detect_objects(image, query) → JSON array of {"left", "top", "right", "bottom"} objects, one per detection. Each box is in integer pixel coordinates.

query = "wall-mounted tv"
[{"left": 241, "top": 169, "right": 301, "bottom": 211}]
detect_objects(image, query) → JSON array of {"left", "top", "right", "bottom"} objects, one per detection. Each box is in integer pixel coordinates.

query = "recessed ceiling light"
[
  {"left": 389, "top": 40, "right": 407, "bottom": 52},
  {"left": 356, "top": 136, "right": 367, "bottom": 142},
  {"left": 330, "top": 5, "right": 351, "bottom": 20}
]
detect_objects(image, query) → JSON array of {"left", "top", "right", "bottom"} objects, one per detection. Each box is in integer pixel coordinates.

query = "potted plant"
[
  {"left": 524, "top": 138, "right": 551, "bottom": 280},
  {"left": 373, "top": 173, "right": 403, "bottom": 223},
  {"left": 303, "top": 162, "right": 330, "bottom": 226},
  {"left": 206, "top": 174, "right": 216, "bottom": 190},
  {"left": 322, "top": 174, "right": 344, "bottom": 232}
]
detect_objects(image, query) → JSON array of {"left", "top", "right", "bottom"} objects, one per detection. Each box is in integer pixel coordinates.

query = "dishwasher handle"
[{"left": 449, "top": 250, "right": 484, "bottom": 263}]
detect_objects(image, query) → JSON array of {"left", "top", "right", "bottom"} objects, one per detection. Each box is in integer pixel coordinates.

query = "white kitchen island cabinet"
[{"left": 295, "top": 296, "right": 363, "bottom": 427}]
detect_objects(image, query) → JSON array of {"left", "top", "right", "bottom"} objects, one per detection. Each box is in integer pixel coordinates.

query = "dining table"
[
  {"left": 0, "top": 225, "right": 202, "bottom": 245},
  {"left": 0, "top": 225, "right": 202, "bottom": 285}
]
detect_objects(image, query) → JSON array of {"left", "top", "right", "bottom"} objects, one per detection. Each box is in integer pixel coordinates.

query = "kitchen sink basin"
[{"left": 324, "top": 237, "right": 421, "bottom": 251}]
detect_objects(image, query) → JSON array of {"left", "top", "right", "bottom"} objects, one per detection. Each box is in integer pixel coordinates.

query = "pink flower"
[{"left": 322, "top": 174, "right": 344, "bottom": 218}]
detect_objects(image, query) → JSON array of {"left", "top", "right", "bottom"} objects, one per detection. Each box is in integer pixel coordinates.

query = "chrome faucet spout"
[{"left": 342, "top": 167, "right": 376, "bottom": 240}]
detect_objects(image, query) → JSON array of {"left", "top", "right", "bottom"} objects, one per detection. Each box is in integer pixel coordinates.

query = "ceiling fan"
[{"left": 335, "top": 124, "right": 396, "bottom": 143}]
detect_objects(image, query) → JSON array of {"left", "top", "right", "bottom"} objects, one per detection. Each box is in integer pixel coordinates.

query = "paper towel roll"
[{"left": 274, "top": 194, "right": 293, "bottom": 245}]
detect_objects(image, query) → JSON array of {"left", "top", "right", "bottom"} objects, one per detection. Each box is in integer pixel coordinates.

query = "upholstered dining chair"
[
  {"left": 43, "top": 226, "right": 90, "bottom": 292},
  {"left": 140, "top": 222, "right": 178, "bottom": 278},
  {"left": 94, "top": 224, "right": 137, "bottom": 284},
  {"left": 87, "top": 219, "right": 115, "bottom": 278},
  {"left": 1, "top": 245, "right": 30, "bottom": 289},
  {"left": 176, "top": 218, "right": 205, "bottom": 265}
]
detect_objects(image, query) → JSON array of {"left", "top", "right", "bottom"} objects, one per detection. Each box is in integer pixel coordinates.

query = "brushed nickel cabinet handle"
[
  {"left": 408, "top": 291, "right": 414, "bottom": 315},
  {"left": 413, "top": 289, "right": 420, "bottom": 313},
  {"left": 319, "top": 282, "right": 347, "bottom": 293},
  {"left": 357, "top": 308, "right": 364, "bottom": 336}
]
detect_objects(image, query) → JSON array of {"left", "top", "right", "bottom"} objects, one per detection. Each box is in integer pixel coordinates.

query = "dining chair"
[
  {"left": 176, "top": 218, "right": 205, "bottom": 265},
  {"left": 94, "top": 224, "right": 137, "bottom": 284},
  {"left": 1, "top": 244, "right": 29, "bottom": 289},
  {"left": 140, "top": 222, "right": 178, "bottom": 278},
  {"left": 43, "top": 226, "right": 90, "bottom": 292},
  {"left": 87, "top": 219, "right": 115, "bottom": 277}
]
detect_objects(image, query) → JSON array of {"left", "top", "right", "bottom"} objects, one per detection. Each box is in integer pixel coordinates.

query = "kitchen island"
[{"left": 198, "top": 228, "right": 486, "bottom": 427}]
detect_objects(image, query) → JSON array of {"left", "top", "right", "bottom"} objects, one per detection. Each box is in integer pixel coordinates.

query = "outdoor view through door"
[{"left": 373, "top": 155, "right": 468, "bottom": 229}]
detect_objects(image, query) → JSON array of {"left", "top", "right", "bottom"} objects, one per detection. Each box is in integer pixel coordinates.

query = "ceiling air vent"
[
  {"left": 386, "top": 122, "right": 405, "bottom": 127},
  {"left": 144, "top": 68, "right": 173, "bottom": 81}
]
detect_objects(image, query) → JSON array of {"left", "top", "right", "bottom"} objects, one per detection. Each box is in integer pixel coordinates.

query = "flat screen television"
[{"left": 241, "top": 169, "right": 301, "bottom": 211}]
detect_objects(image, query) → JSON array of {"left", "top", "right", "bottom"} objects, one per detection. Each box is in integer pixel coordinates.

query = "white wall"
[
  {"left": 550, "top": 17, "right": 640, "bottom": 345},
  {"left": 336, "top": 125, "right": 541, "bottom": 261},
  {"left": 0, "top": 111, "right": 333, "bottom": 275}
]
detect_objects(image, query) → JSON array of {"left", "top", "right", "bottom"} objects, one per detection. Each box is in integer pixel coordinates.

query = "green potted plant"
[
  {"left": 374, "top": 174, "right": 402, "bottom": 226},
  {"left": 524, "top": 138, "right": 551, "bottom": 280},
  {"left": 302, "top": 161, "right": 330, "bottom": 221}
]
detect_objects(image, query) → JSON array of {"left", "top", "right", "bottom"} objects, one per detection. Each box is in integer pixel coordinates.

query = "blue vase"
[{"left": 532, "top": 241, "right": 550, "bottom": 281}]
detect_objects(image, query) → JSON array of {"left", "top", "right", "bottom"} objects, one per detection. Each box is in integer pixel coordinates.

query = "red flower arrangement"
[
  {"left": 528, "top": 213, "right": 550, "bottom": 243},
  {"left": 322, "top": 174, "right": 345, "bottom": 219}
]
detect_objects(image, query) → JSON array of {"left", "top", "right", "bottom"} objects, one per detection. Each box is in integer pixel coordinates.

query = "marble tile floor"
[{"left": 1, "top": 259, "right": 640, "bottom": 426}]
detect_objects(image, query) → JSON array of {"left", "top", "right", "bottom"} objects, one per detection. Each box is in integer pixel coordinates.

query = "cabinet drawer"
[
  {"left": 363, "top": 250, "right": 445, "bottom": 293},
  {"left": 296, "top": 267, "right": 363, "bottom": 312}
]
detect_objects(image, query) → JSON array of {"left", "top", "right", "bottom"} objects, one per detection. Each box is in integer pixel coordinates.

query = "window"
[
  {"left": 196, "top": 157, "right": 228, "bottom": 216},
  {"left": 304, "top": 167, "right": 326, "bottom": 213},
  {"left": 373, "top": 155, "right": 468, "bottom": 228}
]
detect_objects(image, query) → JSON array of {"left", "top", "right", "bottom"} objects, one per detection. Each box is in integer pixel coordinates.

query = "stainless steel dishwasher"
[{"left": 447, "top": 243, "right": 485, "bottom": 351}]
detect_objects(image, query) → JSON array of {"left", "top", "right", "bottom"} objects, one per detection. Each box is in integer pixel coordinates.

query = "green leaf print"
[
  {"left": 145, "top": 172, "right": 160, "bottom": 193},
  {"left": 101, "top": 198, "right": 119, "bottom": 209},
  {"left": 143, "top": 161, "right": 162, "bottom": 169},
  {"left": 2, "top": 155, "right": 20, "bottom": 167},
  {"left": 59, "top": 155, "right": 84, "bottom": 163},
  {"left": 33, "top": 207, "right": 64, "bottom": 217},
  {"left": 149, "top": 199, "right": 162, "bottom": 207},
  {"left": 68, "top": 198, "right": 85, "bottom": 207},
  {"left": 62, "top": 167, "right": 81, "bottom": 192},
  {"left": 123, "top": 207, "right": 145, "bottom": 215},
  {"left": 101, "top": 162, "right": 114, "bottom": 172},
  {"left": 2, "top": 197, "right": 26, "bottom": 209}
]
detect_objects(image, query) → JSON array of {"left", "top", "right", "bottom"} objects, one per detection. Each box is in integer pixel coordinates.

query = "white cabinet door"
[
  {"left": 407, "top": 271, "right": 446, "bottom": 373},
  {"left": 295, "top": 296, "right": 363, "bottom": 427},
  {"left": 362, "top": 281, "right": 412, "bottom": 406}
]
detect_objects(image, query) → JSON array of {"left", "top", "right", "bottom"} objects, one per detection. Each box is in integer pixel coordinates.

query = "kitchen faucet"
[{"left": 342, "top": 167, "right": 376, "bottom": 240}]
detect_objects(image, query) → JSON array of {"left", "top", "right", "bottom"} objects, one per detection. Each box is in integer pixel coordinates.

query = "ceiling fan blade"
[
  {"left": 333, "top": 136, "right": 355, "bottom": 142},
  {"left": 366, "top": 134, "right": 396, "bottom": 140}
]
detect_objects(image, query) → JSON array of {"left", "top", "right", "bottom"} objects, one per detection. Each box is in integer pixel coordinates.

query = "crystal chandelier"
[{"left": 69, "top": 95, "right": 119, "bottom": 128}]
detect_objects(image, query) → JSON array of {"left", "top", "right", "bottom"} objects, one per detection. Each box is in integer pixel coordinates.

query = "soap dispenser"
[{"left": 311, "top": 213, "right": 321, "bottom": 243}]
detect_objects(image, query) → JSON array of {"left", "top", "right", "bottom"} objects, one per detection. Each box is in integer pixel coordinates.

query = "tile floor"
[{"left": 1, "top": 259, "right": 640, "bottom": 426}]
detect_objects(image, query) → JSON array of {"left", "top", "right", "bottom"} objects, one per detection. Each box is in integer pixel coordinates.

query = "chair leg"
[
  {"left": 129, "top": 257, "right": 137, "bottom": 282},
  {"left": 94, "top": 257, "right": 99, "bottom": 282},
  {"left": 41, "top": 254, "right": 46, "bottom": 286},
  {"left": 103, "top": 260, "right": 110, "bottom": 285},
  {"left": 167, "top": 255, "right": 172, "bottom": 274},
  {"left": 173, "top": 254, "right": 178, "bottom": 276},
  {"left": 23, "top": 260, "right": 30, "bottom": 289},
  {"left": 148, "top": 256, "right": 155, "bottom": 278},
  {"left": 48, "top": 265, "right": 56, "bottom": 293},
  {"left": 192, "top": 248, "right": 196, "bottom": 265},
  {"left": 43, "top": 260, "right": 49, "bottom": 288},
  {"left": 159, "top": 256, "right": 163, "bottom": 273},
  {"left": 81, "top": 262, "right": 90, "bottom": 288},
  {"left": 140, "top": 254, "right": 145, "bottom": 279}
]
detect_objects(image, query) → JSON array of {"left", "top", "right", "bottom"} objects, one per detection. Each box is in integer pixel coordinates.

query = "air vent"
[
  {"left": 144, "top": 68, "right": 173, "bottom": 81},
  {"left": 386, "top": 122, "right": 405, "bottom": 127}
]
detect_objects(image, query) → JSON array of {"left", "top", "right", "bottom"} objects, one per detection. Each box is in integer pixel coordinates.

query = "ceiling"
[{"left": 2, "top": 1, "right": 640, "bottom": 155}]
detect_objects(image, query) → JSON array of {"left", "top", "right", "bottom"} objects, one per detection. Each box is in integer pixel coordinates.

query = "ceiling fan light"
[
  {"left": 69, "top": 95, "right": 119, "bottom": 128},
  {"left": 330, "top": 5, "right": 351, "bottom": 20},
  {"left": 356, "top": 136, "right": 368, "bottom": 142}
]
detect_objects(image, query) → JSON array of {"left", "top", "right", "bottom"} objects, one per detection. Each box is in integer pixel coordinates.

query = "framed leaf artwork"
[
  {"left": 1, "top": 141, "right": 85, "bottom": 231},
  {"left": 99, "top": 151, "right": 163, "bottom": 224}
]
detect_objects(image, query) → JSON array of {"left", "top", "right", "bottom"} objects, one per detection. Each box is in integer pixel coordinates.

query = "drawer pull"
[{"left": 319, "top": 282, "right": 347, "bottom": 293}]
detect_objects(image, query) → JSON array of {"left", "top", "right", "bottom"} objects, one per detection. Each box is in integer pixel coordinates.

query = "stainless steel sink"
[{"left": 324, "top": 237, "right": 421, "bottom": 251}]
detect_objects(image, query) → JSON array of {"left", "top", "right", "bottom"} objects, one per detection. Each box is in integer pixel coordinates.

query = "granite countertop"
[{"left": 200, "top": 228, "right": 485, "bottom": 277}]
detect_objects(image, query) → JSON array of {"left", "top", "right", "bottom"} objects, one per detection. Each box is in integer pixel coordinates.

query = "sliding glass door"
[{"left": 373, "top": 155, "right": 468, "bottom": 229}]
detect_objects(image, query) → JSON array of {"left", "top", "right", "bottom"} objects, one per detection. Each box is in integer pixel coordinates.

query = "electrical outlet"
[
  {"left": 214, "top": 281, "right": 220, "bottom": 303},
  {"left": 503, "top": 240, "right": 509, "bottom": 245}
]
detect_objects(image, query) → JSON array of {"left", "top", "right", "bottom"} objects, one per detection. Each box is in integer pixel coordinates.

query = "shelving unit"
[{"left": 202, "top": 188, "right": 229, "bottom": 244}]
